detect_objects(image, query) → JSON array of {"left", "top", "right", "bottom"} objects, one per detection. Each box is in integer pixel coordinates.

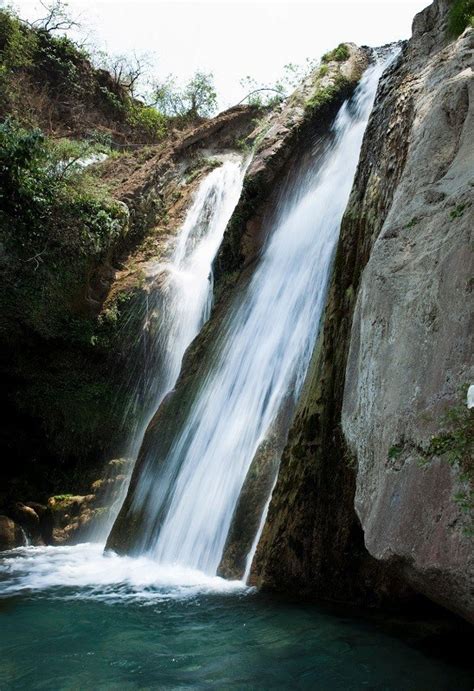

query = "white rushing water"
[
  {"left": 0, "top": 544, "right": 247, "bottom": 603},
  {"left": 125, "top": 153, "right": 246, "bottom": 457},
  {"left": 129, "top": 60, "right": 389, "bottom": 576},
  {"left": 93, "top": 154, "right": 247, "bottom": 538}
]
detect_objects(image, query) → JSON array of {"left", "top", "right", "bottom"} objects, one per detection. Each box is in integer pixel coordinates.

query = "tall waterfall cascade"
[
  {"left": 109, "top": 57, "right": 392, "bottom": 576},
  {"left": 99, "top": 155, "right": 247, "bottom": 536}
]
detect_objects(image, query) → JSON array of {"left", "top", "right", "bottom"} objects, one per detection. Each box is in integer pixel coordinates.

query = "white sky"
[{"left": 13, "top": 0, "right": 429, "bottom": 110}]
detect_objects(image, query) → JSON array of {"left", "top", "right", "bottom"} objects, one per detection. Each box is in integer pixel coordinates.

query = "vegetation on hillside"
[
  {"left": 321, "top": 43, "right": 350, "bottom": 63},
  {"left": 447, "top": 0, "right": 474, "bottom": 37},
  {"left": 0, "top": 3, "right": 355, "bottom": 501}
]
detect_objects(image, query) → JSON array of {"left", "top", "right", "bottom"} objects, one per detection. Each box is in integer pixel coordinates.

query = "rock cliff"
[
  {"left": 254, "top": 0, "right": 473, "bottom": 621},
  {"left": 342, "top": 3, "right": 473, "bottom": 620}
]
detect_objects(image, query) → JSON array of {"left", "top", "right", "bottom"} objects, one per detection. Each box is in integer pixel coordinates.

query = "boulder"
[{"left": 0, "top": 515, "right": 25, "bottom": 550}]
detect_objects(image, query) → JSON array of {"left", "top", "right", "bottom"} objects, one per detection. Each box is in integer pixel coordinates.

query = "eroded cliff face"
[
  {"left": 342, "top": 8, "right": 474, "bottom": 620},
  {"left": 254, "top": 0, "right": 473, "bottom": 620}
]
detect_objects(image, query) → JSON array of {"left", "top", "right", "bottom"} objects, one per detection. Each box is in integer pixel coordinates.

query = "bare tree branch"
[
  {"left": 31, "top": 0, "right": 79, "bottom": 33},
  {"left": 235, "top": 88, "right": 284, "bottom": 107},
  {"left": 25, "top": 248, "right": 47, "bottom": 271}
]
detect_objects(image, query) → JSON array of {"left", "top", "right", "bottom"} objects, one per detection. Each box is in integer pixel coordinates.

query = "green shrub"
[
  {"left": 0, "top": 10, "right": 37, "bottom": 70},
  {"left": 126, "top": 103, "right": 167, "bottom": 139},
  {"left": 321, "top": 43, "right": 350, "bottom": 64},
  {"left": 0, "top": 118, "right": 124, "bottom": 260},
  {"left": 450, "top": 202, "right": 469, "bottom": 220},
  {"left": 33, "top": 30, "right": 87, "bottom": 94},
  {"left": 305, "top": 75, "right": 349, "bottom": 113},
  {"left": 447, "top": 0, "right": 474, "bottom": 37}
]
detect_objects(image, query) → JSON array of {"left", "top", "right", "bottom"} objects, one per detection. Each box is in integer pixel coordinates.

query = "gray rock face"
[{"left": 342, "top": 20, "right": 474, "bottom": 621}]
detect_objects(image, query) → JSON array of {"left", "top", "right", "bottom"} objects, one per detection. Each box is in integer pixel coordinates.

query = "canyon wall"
[{"left": 254, "top": 0, "right": 473, "bottom": 621}]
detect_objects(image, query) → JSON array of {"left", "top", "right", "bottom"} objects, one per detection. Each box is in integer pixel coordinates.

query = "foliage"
[
  {"left": 0, "top": 118, "right": 124, "bottom": 263},
  {"left": 388, "top": 444, "right": 403, "bottom": 459},
  {"left": 447, "top": 0, "right": 474, "bottom": 37},
  {"left": 30, "top": 0, "right": 79, "bottom": 34},
  {"left": 449, "top": 202, "right": 469, "bottom": 220},
  {"left": 321, "top": 43, "right": 350, "bottom": 63},
  {"left": 152, "top": 70, "right": 217, "bottom": 119},
  {"left": 33, "top": 29, "right": 89, "bottom": 95},
  {"left": 0, "top": 8, "right": 38, "bottom": 70},
  {"left": 0, "top": 117, "right": 135, "bottom": 474},
  {"left": 239, "top": 59, "right": 317, "bottom": 106},
  {"left": 127, "top": 103, "right": 167, "bottom": 139},
  {"left": 305, "top": 74, "right": 349, "bottom": 113},
  {"left": 0, "top": 8, "right": 166, "bottom": 142},
  {"left": 95, "top": 50, "right": 152, "bottom": 98}
]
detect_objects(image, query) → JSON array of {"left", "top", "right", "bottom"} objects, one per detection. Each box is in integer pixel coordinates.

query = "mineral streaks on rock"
[{"left": 342, "top": 20, "right": 474, "bottom": 621}]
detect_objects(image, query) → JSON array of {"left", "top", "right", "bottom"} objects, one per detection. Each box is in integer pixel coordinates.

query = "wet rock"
[
  {"left": 45, "top": 458, "right": 132, "bottom": 545},
  {"left": 255, "top": 0, "right": 473, "bottom": 620},
  {"left": 342, "top": 23, "right": 474, "bottom": 621},
  {"left": 9, "top": 502, "right": 41, "bottom": 543},
  {"left": 0, "top": 515, "right": 25, "bottom": 550},
  {"left": 214, "top": 45, "right": 371, "bottom": 291},
  {"left": 218, "top": 401, "right": 294, "bottom": 580},
  {"left": 218, "top": 435, "right": 281, "bottom": 580}
]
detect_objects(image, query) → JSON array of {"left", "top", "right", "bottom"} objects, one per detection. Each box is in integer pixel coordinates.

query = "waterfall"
[
  {"left": 96, "top": 155, "right": 247, "bottom": 537},
  {"left": 110, "top": 59, "right": 389, "bottom": 575}
]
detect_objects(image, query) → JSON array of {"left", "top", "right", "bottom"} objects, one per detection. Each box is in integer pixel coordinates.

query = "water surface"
[{"left": 0, "top": 544, "right": 472, "bottom": 690}]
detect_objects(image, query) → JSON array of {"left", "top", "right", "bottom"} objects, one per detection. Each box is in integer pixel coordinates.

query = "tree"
[
  {"left": 238, "top": 59, "right": 317, "bottom": 106},
  {"left": 152, "top": 70, "right": 217, "bottom": 119},
  {"left": 31, "top": 0, "right": 79, "bottom": 33},
  {"left": 97, "top": 51, "right": 152, "bottom": 98},
  {"left": 183, "top": 71, "right": 217, "bottom": 118}
]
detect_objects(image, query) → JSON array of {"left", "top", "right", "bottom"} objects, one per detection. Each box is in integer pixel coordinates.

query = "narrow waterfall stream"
[
  {"left": 95, "top": 155, "right": 247, "bottom": 537},
  {"left": 111, "top": 60, "right": 388, "bottom": 574}
]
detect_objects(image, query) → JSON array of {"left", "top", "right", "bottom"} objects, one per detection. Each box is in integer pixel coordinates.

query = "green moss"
[
  {"left": 449, "top": 203, "right": 469, "bottom": 220},
  {"left": 388, "top": 445, "right": 404, "bottom": 459},
  {"left": 405, "top": 217, "right": 419, "bottom": 228},
  {"left": 321, "top": 43, "right": 350, "bottom": 64},
  {"left": 447, "top": 0, "right": 474, "bottom": 37},
  {"left": 391, "top": 391, "right": 473, "bottom": 534},
  {"left": 305, "top": 75, "right": 350, "bottom": 114}
]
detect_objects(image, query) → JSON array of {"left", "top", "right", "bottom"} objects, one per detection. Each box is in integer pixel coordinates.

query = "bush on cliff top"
[
  {"left": 321, "top": 43, "right": 350, "bottom": 64},
  {"left": 448, "top": 0, "right": 474, "bottom": 37},
  {"left": 0, "top": 8, "right": 168, "bottom": 143}
]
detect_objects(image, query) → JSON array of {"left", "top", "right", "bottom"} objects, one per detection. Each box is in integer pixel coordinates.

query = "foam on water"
[{"left": 0, "top": 544, "right": 248, "bottom": 604}]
